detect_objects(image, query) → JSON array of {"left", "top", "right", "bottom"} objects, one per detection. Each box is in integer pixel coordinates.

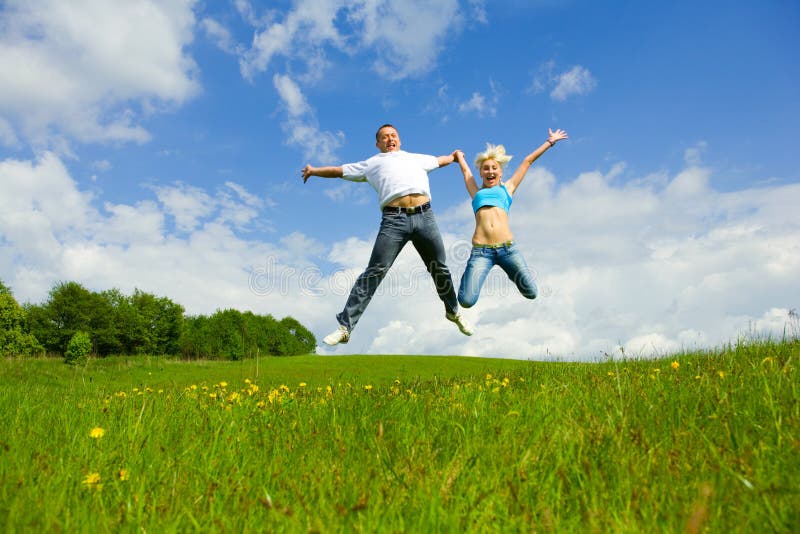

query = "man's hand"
[{"left": 301, "top": 164, "right": 314, "bottom": 183}]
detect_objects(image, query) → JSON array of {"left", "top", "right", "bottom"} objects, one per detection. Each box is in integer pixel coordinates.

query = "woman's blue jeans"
[
  {"left": 337, "top": 208, "right": 458, "bottom": 331},
  {"left": 458, "top": 242, "right": 537, "bottom": 308}
]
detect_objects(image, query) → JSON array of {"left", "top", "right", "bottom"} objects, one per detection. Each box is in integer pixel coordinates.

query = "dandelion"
[
  {"left": 219, "top": 381, "right": 228, "bottom": 388},
  {"left": 671, "top": 361, "right": 680, "bottom": 370},
  {"left": 607, "top": 371, "right": 615, "bottom": 377},
  {"left": 364, "top": 385, "right": 373, "bottom": 391},
  {"left": 118, "top": 469, "right": 129, "bottom": 481},
  {"left": 718, "top": 371, "right": 725, "bottom": 379},
  {"left": 279, "top": 384, "right": 290, "bottom": 393},
  {"left": 299, "top": 382, "right": 307, "bottom": 388},
  {"left": 83, "top": 472, "right": 102, "bottom": 490},
  {"left": 89, "top": 427, "right": 105, "bottom": 439}
]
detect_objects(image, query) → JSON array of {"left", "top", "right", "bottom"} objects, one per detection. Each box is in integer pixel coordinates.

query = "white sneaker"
[
  {"left": 323, "top": 325, "right": 350, "bottom": 346},
  {"left": 446, "top": 312, "right": 473, "bottom": 336}
]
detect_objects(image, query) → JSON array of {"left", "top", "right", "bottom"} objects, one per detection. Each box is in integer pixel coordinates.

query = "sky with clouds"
[{"left": 1, "top": 0, "right": 798, "bottom": 360}]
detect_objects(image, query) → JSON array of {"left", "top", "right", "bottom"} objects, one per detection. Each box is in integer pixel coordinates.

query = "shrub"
[{"left": 64, "top": 331, "right": 92, "bottom": 365}]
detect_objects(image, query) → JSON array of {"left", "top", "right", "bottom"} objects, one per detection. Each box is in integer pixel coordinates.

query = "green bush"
[{"left": 64, "top": 331, "right": 92, "bottom": 365}]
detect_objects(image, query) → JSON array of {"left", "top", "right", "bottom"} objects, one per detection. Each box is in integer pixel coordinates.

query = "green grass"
[{"left": 1, "top": 340, "right": 798, "bottom": 532}]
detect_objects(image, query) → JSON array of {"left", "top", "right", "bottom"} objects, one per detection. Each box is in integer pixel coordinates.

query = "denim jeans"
[
  {"left": 337, "top": 208, "right": 458, "bottom": 331},
  {"left": 458, "top": 242, "right": 537, "bottom": 308}
]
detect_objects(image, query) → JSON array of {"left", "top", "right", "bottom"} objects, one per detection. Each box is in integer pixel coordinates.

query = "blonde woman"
[{"left": 454, "top": 128, "right": 568, "bottom": 308}]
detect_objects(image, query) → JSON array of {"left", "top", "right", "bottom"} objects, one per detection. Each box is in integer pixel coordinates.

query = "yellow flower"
[
  {"left": 298, "top": 382, "right": 307, "bottom": 388},
  {"left": 118, "top": 469, "right": 129, "bottom": 481},
  {"left": 219, "top": 381, "right": 228, "bottom": 388},
  {"left": 89, "top": 427, "right": 105, "bottom": 439},
  {"left": 83, "top": 472, "right": 102, "bottom": 490},
  {"left": 671, "top": 361, "right": 680, "bottom": 370},
  {"left": 718, "top": 371, "right": 725, "bottom": 379},
  {"left": 363, "top": 384, "right": 373, "bottom": 391}
]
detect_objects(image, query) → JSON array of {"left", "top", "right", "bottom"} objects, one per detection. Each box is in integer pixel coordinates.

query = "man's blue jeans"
[
  {"left": 337, "top": 208, "right": 459, "bottom": 331},
  {"left": 458, "top": 242, "right": 537, "bottom": 308}
]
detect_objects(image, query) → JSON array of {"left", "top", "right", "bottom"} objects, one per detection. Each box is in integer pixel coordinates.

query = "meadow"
[{"left": 1, "top": 340, "right": 797, "bottom": 532}]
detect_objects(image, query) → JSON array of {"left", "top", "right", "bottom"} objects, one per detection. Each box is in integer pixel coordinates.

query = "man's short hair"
[{"left": 375, "top": 124, "right": 396, "bottom": 141}]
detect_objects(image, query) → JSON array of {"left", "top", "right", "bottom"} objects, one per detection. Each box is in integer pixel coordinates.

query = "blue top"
[{"left": 472, "top": 184, "right": 512, "bottom": 213}]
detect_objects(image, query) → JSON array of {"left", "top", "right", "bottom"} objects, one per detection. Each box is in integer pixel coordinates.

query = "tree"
[
  {"left": 280, "top": 316, "right": 316, "bottom": 355},
  {"left": 0, "top": 281, "right": 44, "bottom": 357},
  {"left": 64, "top": 331, "right": 92, "bottom": 365},
  {"left": 130, "top": 290, "right": 184, "bottom": 355},
  {"left": 29, "top": 282, "right": 98, "bottom": 354}
]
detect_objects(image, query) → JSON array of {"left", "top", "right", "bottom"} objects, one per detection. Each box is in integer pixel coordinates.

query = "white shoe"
[
  {"left": 446, "top": 312, "right": 473, "bottom": 336},
  {"left": 323, "top": 325, "right": 350, "bottom": 346}
]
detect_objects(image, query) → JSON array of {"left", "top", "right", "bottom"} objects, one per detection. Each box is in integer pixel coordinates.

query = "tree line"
[{"left": 0, "top": 279, "right": 316, "bottom": 359}]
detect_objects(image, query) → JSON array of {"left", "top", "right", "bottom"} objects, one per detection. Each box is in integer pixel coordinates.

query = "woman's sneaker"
[
  {"left": 323, "top": 325, "right": 350, "bottom": 346},
  {"left": 446, "top": 312, "right": 473, "bottom": 336}
]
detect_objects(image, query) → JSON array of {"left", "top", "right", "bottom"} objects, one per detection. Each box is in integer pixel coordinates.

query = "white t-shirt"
[{"left": 341, "top": 151, "right": 440, "bottom": 209}]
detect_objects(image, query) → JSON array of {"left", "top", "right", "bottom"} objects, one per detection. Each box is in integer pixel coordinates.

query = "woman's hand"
[{"left": 547, "top": 128, "right": 568, "bottom": 146}]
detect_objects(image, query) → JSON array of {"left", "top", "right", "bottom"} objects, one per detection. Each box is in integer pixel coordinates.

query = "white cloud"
[
  {"left": 684, "top": 141, "right": 708, "bottom": 166},
  {"left": 92, "top": 160, "right": 112, "bottom": 172},
  {"left": 550, "top": 65, "right": 597, "bottom": 101},
  {"left": 0, "top": 0, "right": 199, "bottom": 149},
  {"left": 531, "top": 62, "right": 597, "bottom": 102},
  {"left": 236, "top": 0, "right": 460, "bottom": 82},
  {"left": 151, "top": 182, "right": 215, "bottom": 232},
  {"left": 273, "top": 74, "right": 312, "bottom": 117},
  {"left": 273, "top": 74, "right": 344, "bottom": 162},
  {"left": 349, "top": 0, "right": 461, "bottom": 80},
  {"left": 468, "top": 0, "right": 488, "bottom": 24},
  {"left": 201, "top": 17, "right": 237, "bottom": 54},
  {"left": 458, "top": 91, "right": 497, "bottom": 118}
]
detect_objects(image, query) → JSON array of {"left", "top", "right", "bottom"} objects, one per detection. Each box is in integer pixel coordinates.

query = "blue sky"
[{"left": 1, "top": 0, "right": 798, "bottom": 359}]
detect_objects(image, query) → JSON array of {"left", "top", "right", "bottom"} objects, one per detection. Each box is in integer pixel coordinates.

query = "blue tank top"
[{"left": 472, "top": 184, "right": 512, "bottom": 213}]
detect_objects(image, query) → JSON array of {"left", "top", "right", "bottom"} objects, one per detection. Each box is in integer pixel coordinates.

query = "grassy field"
[{"left": 1, "top": 341, "right": 798, "bottom": 532}]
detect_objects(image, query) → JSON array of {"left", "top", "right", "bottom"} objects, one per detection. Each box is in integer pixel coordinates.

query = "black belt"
[{"left": 382, "top": 201, "right": 431, "bottom": 214}]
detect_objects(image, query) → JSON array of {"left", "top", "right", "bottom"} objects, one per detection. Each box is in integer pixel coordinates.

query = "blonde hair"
[{"left": 474, "top": 143, "right": 512, "bottom": 170}]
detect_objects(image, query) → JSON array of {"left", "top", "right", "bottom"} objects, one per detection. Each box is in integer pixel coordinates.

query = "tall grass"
[{"left": 1, "top": 340, "right": 797, "bottom": 532}]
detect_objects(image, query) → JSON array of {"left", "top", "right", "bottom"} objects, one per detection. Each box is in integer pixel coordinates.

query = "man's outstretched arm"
[
  {"left": 302, "top": 164, "right": 343, "bottom": 183},
  {"left": 436, "top": 150, "right": 459, "bottom": 168}
]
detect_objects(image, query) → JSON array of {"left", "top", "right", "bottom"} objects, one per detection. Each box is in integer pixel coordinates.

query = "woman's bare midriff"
[
  {"left": 473, "top": 206, "right": 514, "bottom": 245},
  {"left": 385, "top": 193, "right": 430, "bottom": 208}
]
